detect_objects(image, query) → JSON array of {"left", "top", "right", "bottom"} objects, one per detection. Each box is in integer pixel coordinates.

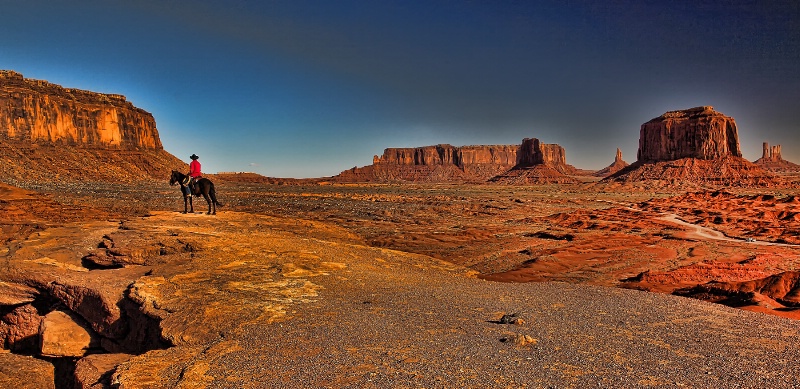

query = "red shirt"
[{"left": 189, "top": 160, "right": 202, "bottom": 178}]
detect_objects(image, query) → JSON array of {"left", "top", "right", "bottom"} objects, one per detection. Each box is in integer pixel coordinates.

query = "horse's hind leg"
[{"left": 203, "top": 193, "right": 214, "bottom": 215}]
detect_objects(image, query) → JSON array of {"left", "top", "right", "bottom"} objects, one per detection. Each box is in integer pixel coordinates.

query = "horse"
[{"left": 169, "top": 170, "right": 223, "bottom": 215}]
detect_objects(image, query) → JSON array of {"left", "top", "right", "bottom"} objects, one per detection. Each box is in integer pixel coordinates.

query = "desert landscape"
[{"left": 2, "top": 71, "right": 800, "bottom": 388}]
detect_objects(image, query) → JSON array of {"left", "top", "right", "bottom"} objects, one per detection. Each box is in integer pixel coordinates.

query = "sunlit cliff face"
[{"left": 0, "top": 70, "right": 161, "bottom": 150}]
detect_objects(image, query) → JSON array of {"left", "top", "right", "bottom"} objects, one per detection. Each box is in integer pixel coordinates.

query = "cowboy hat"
[{"left": 190, "top": 154, "right": 199, "bottom": 160}]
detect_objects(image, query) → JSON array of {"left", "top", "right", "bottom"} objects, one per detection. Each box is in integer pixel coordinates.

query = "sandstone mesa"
[{"left": 607, "top": 106, "right": 782, "bottom": 187}]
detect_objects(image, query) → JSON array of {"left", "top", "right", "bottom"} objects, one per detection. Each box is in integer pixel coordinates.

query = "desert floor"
[{"left": 2, "top": 179, "right": 800, "bottom": 388}]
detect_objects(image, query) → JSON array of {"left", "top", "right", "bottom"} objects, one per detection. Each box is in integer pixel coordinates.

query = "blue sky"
[{"left": 2, "top": 0, "right": 798, "bottom": 177}]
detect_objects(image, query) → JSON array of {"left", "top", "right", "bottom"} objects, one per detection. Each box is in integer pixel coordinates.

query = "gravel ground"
[{"left": 193, "top": 236, "right": 800, "bottom": 389}]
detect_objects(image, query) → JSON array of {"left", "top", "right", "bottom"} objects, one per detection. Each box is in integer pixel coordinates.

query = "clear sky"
[{"left": 2, "top": 0, "right": 798, "bottom": 177}]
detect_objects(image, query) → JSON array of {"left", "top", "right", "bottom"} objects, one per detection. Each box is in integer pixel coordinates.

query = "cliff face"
[
  {"left": 637, "top": 106, "right": 741, "bottom": 162},
  {"left": 0, "top": 70, "right": 184, "bottom": 183},
  {"left": 0, "top": 70, "right": 161, "bottom": 150}
]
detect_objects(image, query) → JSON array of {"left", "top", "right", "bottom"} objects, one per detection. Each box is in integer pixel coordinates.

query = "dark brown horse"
[{"left": 169, "top": 170, "right": 223, "bottom": 215}]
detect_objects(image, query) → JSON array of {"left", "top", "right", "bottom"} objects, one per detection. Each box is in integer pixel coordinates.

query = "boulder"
[
  {"left": 0, "top": 303, "right": 42, "bottom": 352},
  {"left": 39, "top": 310, "right": 100, "bottom": 357},
  {"left": 74, "top": 353, "right": 133, "bottom": 389}
]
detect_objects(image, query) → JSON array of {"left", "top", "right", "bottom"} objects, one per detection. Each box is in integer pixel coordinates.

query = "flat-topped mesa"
[
  {"left": 338, "top": 138, "right": 578, "bottom": 183},
  {"left": 0, "top": 70, "right": 162, "bottom": 150},
  {"left": 373, "top": 144, "right": 517, "bottom": 167},
  {"left": 637, "top": 106, "right": 741, "bottom": 162}
]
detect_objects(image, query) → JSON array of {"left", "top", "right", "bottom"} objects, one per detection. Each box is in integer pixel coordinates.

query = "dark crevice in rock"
[{"left": 2, "top": 284, "right": 170, "bottom": 388}]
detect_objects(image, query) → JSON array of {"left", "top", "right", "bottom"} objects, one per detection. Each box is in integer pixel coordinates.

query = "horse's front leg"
[
  {"left": 188, "top": 195, "right": 194, "bottom": 213},
  {"left": 182, "top": 195, "right": 189, "bottom": 214}
]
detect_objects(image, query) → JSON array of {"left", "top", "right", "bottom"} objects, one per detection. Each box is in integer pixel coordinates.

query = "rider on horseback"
[{"left": 188, "top": 154, "right": 202, "bottom": 195}]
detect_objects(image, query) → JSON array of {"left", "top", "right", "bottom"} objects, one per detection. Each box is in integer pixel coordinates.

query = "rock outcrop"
[
  {"left": 674, "top": 271, "right": 800, "bottom": 310},
  {"left": 607, "top": 107, "right": 779, "bottom": 187},
  {"left": 337, "top": 144, "right": 517, "bottom": 183},
  {"left": 336, "top": 139, "right": 578, "bottom": 184},
  {"left": 637, "top": 106, "right": 741, "bottom": 162},
  {"left": 754, "top": 142, "right": 800, "bottom": 172},
  {"left": 0, "top": 70, "right": 160, "bottom": 150},
  {"left": 594, "top": 148, "right": 629, "bottom": 177},
  {"left": 0, "top": 70, "right": 185, "bottom": 183},
  {"left": 489, "top": 138, "right": 578, "bottom": 184}
]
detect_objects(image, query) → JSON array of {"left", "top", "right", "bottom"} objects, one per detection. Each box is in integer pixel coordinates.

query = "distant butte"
[
  {"left": 754, "top": 141, "right": 800, "bottom": 172},
  {"left": 489, "top": 138, "right": 579, "bottom": 184},
  {"left": 594, "top": 148, "right": 629, "bottom": 177},
  {"left": 607, "top": 106, "right": 780, "bottom": 186},
  {"left": 335, "top": 138, "right": 579, "bottom": 183}
]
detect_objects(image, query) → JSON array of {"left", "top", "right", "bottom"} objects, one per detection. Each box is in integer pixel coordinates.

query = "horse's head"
[{"left": 169, "top": 170, "right": 179, "bottom": 186}]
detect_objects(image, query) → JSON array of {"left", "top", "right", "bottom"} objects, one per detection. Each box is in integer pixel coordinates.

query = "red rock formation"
[
  {"left": 674, "top": 271, "right": 800, "bottom": 309},
  {"left": 490, "top": 138, "right": 578, "bottom": 184},
  {"left": 594, "top": 148, "right": 629, "bottom": 177},
  {"left": 373, "top": 144, "right": 518, "bottom": 167},
  {"left": 0, "top": 70, "right": 185, "bottom": 182},
  {"left": 754, "top": 142, "right": 800, "bottom": 172},
  {"left": 637, "top": 106, "right": 741, "bottom": 162},
  {"left": 608, "top": 106, "right": 780, "bottom": 186},
  {"left": 0, "top": 70, "right": 161, "bottom": 150},
  {"left": 339, "top": 144, "right": 518, "bottom": 183},
  {"left": 337, "top": 139, "right": 578, "bottom": 183}
]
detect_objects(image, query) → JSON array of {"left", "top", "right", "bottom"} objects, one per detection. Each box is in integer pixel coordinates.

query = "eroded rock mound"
[
  {"left": 0, "top": 70, "right": 184, "bottom": 183},
  {"left": 674, "top": 271, "right": 800, "bottom": 310},
  {"left": 640, "top": 190, "right": 800, "bottom": 244},
  {"left": 607, "top": 106, "right": 780, "bottom": 186}
]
